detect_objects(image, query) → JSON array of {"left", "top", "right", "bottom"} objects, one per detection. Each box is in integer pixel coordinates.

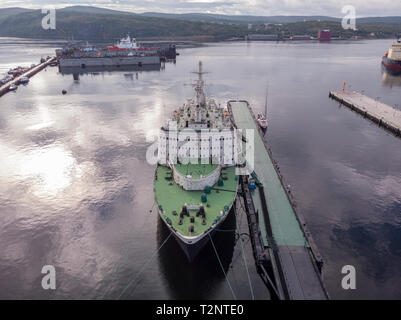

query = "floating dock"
[
  {"left": 228, "top": 100, "right": 329, "bottom": 300},
  {"left": 329, "top": 91, "right": 401, "bottom": 136},
  {"left": 0, "top": 57, "right": 56, "bottom": 97},
  {"left": 58, "top": 56, "right": 160, "bottom": 68}
]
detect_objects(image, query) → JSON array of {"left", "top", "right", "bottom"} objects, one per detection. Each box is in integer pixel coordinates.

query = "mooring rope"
[
  {"left": 116, "top": 231, "right": 173, "bottom": 300},
  {"left": 100, "top": 201, "right": 156, "bottom": 299},
  {"left": 209, "top": 233, "right": 237, "bottom": 300},
  {"left": 237, "top": 185, "right": 281, "bottom": 299},
  {"left": 238, "top": 233, "right": 255, "bottom": 300},
  {"left": 236, "top": 196, "right": 247, "bottom": 230},
  {"left": 102, "top": 185, "right": 257, "bottom": 300},
  {"left": 234, "top": 197, "right": 255, "bottom": 300},
  {"left": 214, "top": 228, "right": 236, "bottom": 232}
]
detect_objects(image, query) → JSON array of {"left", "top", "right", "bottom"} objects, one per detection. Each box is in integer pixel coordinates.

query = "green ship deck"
[
  {"left": 174, "top": 163, "right": 218, "bottom": 179},
  {"left": 154, "top": 165, "right": 238, "bottom": 237},
  {"left": 229, "top": 100, "right": 328, "bottom": 300}
]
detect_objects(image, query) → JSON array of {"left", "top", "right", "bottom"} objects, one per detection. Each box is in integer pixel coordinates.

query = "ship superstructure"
[
  {"left": 107, "top": 35, "right": 142, "bottom": 50},
  {"left": 56, "top": 35, "right": 177, "bottom": 68},
  {"left": 154, "top": 62, "right": 240, "bottom": 260}
]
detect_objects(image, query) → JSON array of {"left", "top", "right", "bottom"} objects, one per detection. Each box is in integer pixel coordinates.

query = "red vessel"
[
  {"left": 318, "top": 29, "right": 331, "bottom": 41},
  {"left": 382, "top": 39, "right": 401, "bottom": 74}
]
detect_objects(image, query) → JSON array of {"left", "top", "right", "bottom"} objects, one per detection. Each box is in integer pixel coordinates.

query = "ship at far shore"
[
  {"left": 382, "top": 38, "right": 401, "bottom": 74},
  {"left": 56, "top": 35, "right": 177, "bottom": 68}
]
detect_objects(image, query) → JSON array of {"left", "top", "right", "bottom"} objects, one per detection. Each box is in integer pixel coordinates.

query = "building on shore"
[
  {"left": 290, "top": 35, "right": 313, "bottom": 40},
  {"left": 318, "top": 29, "right": 332, "bottom": 41},
  {"left": 246, "top": 34, "right": 280, "bottom": 41}
]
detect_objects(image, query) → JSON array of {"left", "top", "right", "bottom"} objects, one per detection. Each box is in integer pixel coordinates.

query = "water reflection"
[
  {"left": 19, "top": 145, "right": 78, "bottom": 196},
  {"left": 1, "top": 38, "right": 401, "bottom": 300},
  {"left": 382, "top": 69, "right": 401, "bottom": 88},
  {"left": 59, "top": 64, "right": 163, "bottom": 81},
  {"left": 157, "top": 210, "right": 236, "bottom": 300}
]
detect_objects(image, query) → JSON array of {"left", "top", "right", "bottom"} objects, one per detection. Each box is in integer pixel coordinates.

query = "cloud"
[{"left": 0, "top": 0, "right": 401, "bottom": 16}]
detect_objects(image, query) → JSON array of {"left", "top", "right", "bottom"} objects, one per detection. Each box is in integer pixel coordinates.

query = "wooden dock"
[
  {"left": 329, "top": 91, "right": 401, "bottom": 136},
  {"left": 0, "top": 57, "right": 57, "bottom": 97}
]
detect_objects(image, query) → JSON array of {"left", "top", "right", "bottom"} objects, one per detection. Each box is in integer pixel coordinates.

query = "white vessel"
[
  {"left": 257, "top": 85, "right": 269, "bottom": 131},
  {"left": 154, "top": 62, "right": 240, "bottom": 261},
  {"left": 19, "top": 77, "right": 29, "bottom": 84},
  {"left": 107, "top": 35, "right": 156, "bottom": 52},
  {"left": 257, "top": 114, "right": 268, "bottom": 130},
  {"left": 108, "top": 35, "right": 140, "bottom": 50}
]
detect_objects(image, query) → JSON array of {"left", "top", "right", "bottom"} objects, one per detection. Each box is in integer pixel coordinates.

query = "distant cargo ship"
[
  {"left": 382, "top": 39, "right": 401, "bottom": 74},
  {"left": 56, "top": 35, "right": 176, "bottom": 68}
]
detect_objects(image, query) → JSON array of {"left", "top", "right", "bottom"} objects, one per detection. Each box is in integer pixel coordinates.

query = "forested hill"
[
  {"left": 0, "top": 6, "right": 399, "bottom": 41},
  {"left": 0, "top": 8, "right": 245, "bottom": 41}
]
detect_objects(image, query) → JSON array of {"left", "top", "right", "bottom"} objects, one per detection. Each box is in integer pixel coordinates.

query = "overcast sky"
[{"left": 1, "top": 0, "right": 401, "bottom": 17}]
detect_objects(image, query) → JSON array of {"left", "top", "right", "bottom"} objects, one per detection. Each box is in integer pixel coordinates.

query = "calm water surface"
[{"left": 0, "top": 37, "right": 400, "bottom": 299}]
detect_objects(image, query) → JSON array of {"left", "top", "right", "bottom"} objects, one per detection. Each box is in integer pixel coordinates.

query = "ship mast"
[{"left": 192, "top": 61, "right": 208, "bottom": 122}]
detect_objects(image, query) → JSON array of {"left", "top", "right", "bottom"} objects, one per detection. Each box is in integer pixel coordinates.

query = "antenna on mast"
[
  {"left": 190, "top": 61, "right": 209, "bottom": 108},
  {"left": 191, "top": 61, "right": 209, "bottom": 81}
]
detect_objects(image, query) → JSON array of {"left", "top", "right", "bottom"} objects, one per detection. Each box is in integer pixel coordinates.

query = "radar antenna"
[{"left": 191, "top": 61, "right": 209, "bottom": 106}]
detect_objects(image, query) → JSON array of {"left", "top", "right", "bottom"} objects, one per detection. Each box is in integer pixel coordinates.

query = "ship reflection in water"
[
  {"left": 59, "top": 63, "right": 165, "bottom": 81},
  {"left": 382, "top": 68, "right": 401, "bottom": 88},
  {"left": 2, "top": 38, "right": 401, "bottom": 300},
  {"left": 156, "top": 209, "right": 236, "bottom": 300}
]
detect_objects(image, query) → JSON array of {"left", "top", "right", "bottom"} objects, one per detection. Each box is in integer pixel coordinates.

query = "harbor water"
[{"left": 0, "top": 37, "right": 400, "bottom": 299}]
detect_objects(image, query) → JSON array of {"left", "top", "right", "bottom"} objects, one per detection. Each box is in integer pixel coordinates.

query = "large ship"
[
  {"left": 56, "top": 35, "right": 176, "bottom": 68},
  {"left": 382, "top": 38, "right": 401, "bottom": 74},
  {"left": 154, "top": 62, "right": 240, "bottom": 261},
  {"left": 106, "top": 35, "right": 151, "bottom": 51}
]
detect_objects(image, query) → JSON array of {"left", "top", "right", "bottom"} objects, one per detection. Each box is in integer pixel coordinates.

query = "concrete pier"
[
  {"left": 329, "top": 91, "right": 401, "bottom": 136},
  {"left": 228, "top": 100, "right": 329, "bottom": 300},
  {"left": 0, "top": 57, "right": 56, "bottom": 97}
]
